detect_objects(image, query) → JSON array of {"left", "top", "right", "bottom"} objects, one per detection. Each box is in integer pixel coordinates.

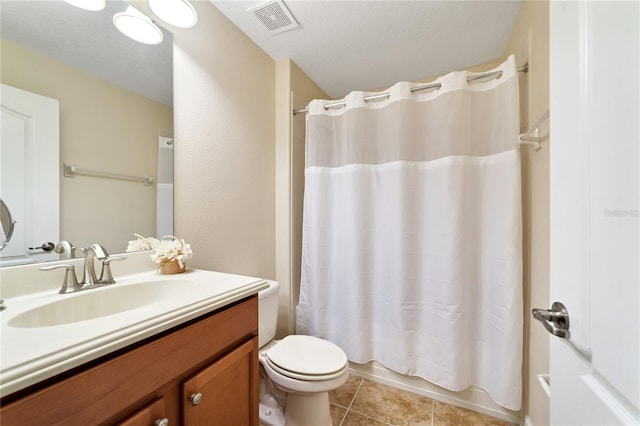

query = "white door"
[
  {"left": 0, "top": 84, "right": 60, "bottom": 265},
  {"left": 548, "top": 2, "right": 639, "bottom": 425}
]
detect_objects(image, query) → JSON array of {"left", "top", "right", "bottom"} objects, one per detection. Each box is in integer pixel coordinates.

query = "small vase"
[{"left": 159, "top": 259, "right": 185, "bottom": 275}]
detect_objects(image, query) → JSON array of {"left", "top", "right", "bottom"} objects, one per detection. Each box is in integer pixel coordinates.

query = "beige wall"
[
  {"left": 172, "top": 2, "right": 275, "bottom": 279},
  {"left": 275, "top": 59, "right": 292, "bottom": 336},
  {"left": 0, "top": 38, "right": 173, "bottom": 253},
  {"left": 275, "top": 59, "right": 327, "bottom": 337},
  {"left": 502, "top": 1, "right": 550, "bottom": 424}
]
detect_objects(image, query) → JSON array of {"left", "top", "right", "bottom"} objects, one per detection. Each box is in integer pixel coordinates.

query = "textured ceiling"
[
  {"left": 211, "top": 0, "right": 522, "bottom": 99},
  {"left": 2, "top": 1, "right": 521, "bottom": 105}
]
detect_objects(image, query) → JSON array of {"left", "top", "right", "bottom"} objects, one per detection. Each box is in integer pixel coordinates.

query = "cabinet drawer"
[
  {"left": 0, "top": 296, "right": 257, "bottom": 425},
  {"left": 117, "top": 398, "right": 166, "bottom": 426}
]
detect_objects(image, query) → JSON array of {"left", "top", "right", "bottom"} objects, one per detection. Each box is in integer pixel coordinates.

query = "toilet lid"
[{"left": 266, "top": 335, "right": 348, "bottom": 379}]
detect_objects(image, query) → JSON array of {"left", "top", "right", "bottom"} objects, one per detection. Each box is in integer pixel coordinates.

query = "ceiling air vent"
[{"left": 250, "top": 0, "right": 299, "bottom": 35}]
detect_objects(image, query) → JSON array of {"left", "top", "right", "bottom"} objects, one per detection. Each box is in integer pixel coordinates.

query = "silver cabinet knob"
[
  {"left": 189, "top": 392, "right": 203, "bottom": 406},
  {"left": 155, "top": 419, "right": 169, "bottom": 426}
]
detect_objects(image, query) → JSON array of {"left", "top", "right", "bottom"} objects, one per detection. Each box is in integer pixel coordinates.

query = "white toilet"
[{"left": 258, "top": 280, "right": 349, "bottom": 426}]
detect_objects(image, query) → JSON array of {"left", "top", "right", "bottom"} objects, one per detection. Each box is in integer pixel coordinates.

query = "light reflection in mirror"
[{"left": 0, "top": 0, "right": 173, "bottom": 266}]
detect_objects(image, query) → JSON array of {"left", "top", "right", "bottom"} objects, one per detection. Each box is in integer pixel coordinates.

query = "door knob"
[
  {"left": 154, "top": 418, "right": 169, "bottom": 426},
  {"left": 532, "top": 301, "right": 571, "bottom": 339}
]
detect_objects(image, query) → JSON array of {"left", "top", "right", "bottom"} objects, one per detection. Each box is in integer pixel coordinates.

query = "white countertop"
[{"left": 0, "top": 264, "right": 268, "bottom": 398}]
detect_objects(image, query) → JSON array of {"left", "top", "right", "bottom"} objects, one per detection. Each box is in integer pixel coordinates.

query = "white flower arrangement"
[
  {"left": 150, "top": 237, "right": 193, "bottom": 268},
  {"left": 126, "top": 234, "right": 159, "bottom": 252},
  {"left": 127, "top": 234, "right": 193, "bottom": 269}
]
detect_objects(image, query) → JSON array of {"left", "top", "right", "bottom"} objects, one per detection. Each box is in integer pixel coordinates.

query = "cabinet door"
[
  {"left": 181, "top": 338, "right": 258, "bottom": 426},
  {"left": 116, "top": 398, "right": 168, "bottom": 426}
]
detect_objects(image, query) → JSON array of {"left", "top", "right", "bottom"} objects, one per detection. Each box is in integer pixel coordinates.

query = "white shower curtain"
[{"left": 296, "top": 55, "right": 523, "bottom": 410}]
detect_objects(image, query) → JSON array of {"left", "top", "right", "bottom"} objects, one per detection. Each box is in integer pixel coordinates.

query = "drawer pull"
[
  {"left": 189, "top": 392, "right": 203, "bottom": 406},
  {"left": 155, "top": 419, "right": 169, "bottom": 426}
]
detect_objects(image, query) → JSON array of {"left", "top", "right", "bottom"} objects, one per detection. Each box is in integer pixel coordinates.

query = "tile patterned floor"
[{"left": 329, "top": 376, "right": 514, "bottom": 426}]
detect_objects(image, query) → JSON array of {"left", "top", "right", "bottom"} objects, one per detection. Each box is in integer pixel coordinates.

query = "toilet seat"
[
  {"left": 265, "top": 335, "right": 348, "bottom": 381},
  {"left": 265, "top": 356, "right": 349, "bottom": 381}
]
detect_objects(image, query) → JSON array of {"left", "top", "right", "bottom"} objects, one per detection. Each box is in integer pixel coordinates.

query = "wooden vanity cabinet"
[{"left": 0, "top": 295, "right": 259, "bottom": 426}]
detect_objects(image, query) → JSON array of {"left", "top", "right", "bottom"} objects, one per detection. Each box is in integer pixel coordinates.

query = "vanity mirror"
[
  {"left": 0, "top": 0, "right": 174, "bottom": 266},
  {"left": 0, "top": 199, "right": 16, "bottom": 251}
]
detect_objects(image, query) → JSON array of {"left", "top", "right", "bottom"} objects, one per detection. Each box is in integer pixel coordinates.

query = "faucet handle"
[
  {"left": 98, "top": 256, "right": 126, "bottom": 284},
  {"left": 40, "top": 264, "right": 80, "bottom": 294}
]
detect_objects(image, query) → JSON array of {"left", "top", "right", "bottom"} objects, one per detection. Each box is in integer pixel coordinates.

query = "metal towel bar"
[{"left": 63, "top": 162, "right": 152, "bottom": 186}]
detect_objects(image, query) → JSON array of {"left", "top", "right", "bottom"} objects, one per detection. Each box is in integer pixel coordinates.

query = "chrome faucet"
[
  {"left": 40, "top": 243, "right": 125, "bottom": 294},
  {"left": 80, "top": 243, "right": 109, "bottom": 285}
]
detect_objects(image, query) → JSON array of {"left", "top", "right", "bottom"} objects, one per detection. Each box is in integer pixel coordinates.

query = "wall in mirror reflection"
[{"left": 0, "top": 38, "right": 173, "bottom": 259}]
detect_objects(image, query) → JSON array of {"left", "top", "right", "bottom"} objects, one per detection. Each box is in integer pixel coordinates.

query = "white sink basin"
[
  {"left": 0, "top": 263, "right": 268, "bottom": 399},
  {"left": 8, "top": 279, "right": 196, "bottom": 328}
]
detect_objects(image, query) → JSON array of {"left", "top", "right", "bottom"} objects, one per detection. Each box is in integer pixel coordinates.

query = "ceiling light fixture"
[
  {"left": 63, "top": 0, "right": 105, "bottom": 12},
  {"left": 148, "top": 0, "right": 198, "bottom": 29},
  {"left": 113, "top": 6, "right": 164, "bottom": 45}
]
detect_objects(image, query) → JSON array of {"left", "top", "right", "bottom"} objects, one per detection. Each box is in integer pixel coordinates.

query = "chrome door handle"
[
  {"left": 532, "top": 301, "right": 571, "bottom": 339},
  {"left": 28, "top": 241, "right": 55, "bottom": 252}
]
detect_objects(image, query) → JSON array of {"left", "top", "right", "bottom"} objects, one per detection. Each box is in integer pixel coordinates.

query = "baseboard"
[
  {"left": 523, "top": 414, "right": 533, "bottom": 426},
  {"left": 348, "top": 361, "right": 522, "bottom": 425}
]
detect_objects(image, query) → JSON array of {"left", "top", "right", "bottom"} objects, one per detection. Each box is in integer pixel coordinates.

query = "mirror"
[
  {"left": 0, "top": 0, "right": 173, "bottom": 266},
  {"left": 0, "top": 199, "right": 16, "bottom": 251}
]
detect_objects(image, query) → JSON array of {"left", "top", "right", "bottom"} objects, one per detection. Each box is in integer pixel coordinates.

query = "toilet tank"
[{"left": 258, "top": 280, "right": 280, "bottom": 348}]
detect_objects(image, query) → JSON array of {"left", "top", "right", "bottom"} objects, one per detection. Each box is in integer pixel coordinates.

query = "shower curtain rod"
[{"left": 292, "top": 63, "right": 529, "bottom": 116}]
